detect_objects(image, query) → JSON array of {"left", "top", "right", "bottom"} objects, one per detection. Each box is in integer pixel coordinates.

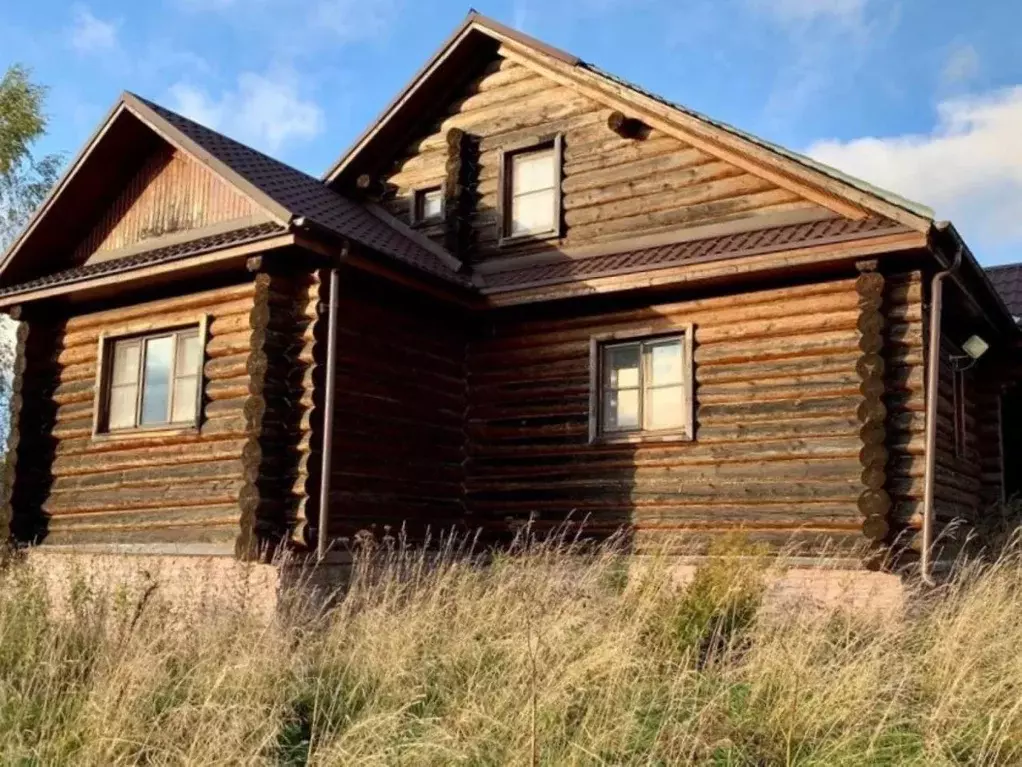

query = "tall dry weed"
[{"left": 0, "top": 530, "right": 1021, "bottom": 765}]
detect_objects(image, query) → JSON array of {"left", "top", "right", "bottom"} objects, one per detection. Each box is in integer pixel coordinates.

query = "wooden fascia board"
[
  {"left": 0, "top": 100, "right": 129, "bottom": 278},
  {"left": 494, "top": 40, "right": 933, "bottom": 232},
  {"left": 482, "top": 229, "right": 928, "bottom": 307},
  {"left": 121, "top": 94, "right": 294, "bottom": 227},
  {"left": 0, "top": 233, "right": 295, "bottom": 308}
]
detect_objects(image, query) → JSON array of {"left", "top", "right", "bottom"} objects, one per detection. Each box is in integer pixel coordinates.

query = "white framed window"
[
  {"left": 500, "top": 136, "right": 562, "bottom": 242},
  {"left": 96, "top": 324, "right": 204, "bottom": 433},
  {"left": 412, "top": 186, "right": 443, "bottom": 225},
  {"left": 589, "top": 329, "right": 694, "bottom": 441}
]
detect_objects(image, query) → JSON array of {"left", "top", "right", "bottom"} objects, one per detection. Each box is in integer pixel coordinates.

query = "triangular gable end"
[
  {"left": 324, "top": 12, "right": 934, "bottom": 234},
  {"left": 74, "top": 143, "right": 267, "bottom": 266},
  {"left": 376, "top": 52, "right": 855, "bottom": 257},
  {"left": 0, "top": 95, "right": 289, "bottom": 288}
]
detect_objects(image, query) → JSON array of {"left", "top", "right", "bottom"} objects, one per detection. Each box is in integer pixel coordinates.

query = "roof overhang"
[{"left": 0, "top": 229, "right": 296, "bottom": 309}]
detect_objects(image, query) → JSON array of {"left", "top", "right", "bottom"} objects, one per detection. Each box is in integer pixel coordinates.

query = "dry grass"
[{"left": 2, "top": 531, "right": 1022, "bottom": 765}]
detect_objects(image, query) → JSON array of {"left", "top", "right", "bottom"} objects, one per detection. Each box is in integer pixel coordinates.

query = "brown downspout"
[
  {"left": 921, "top": 246, "right": 962, "bottom": 585},
  {"left": 317, "top": 266, "right": 341, "bottom": 560}
]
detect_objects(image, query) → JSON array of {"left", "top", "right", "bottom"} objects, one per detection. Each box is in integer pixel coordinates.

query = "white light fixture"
[{"left": 962, "top": 334, "right": 990, "bottom": 360}]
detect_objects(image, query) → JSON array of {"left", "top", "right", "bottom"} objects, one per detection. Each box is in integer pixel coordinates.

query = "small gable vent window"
[
  {"left": 590, "top": 330, "right": 694, "bottom": 442},
  {"left": 97, "top": 325, "right": 205, "bottom": 434},
  {"left": 501, "top": 136, "right": 563, "bottom": 242},
  {"left": 412, "top": 186, "right": 444, "bottom": 225}
]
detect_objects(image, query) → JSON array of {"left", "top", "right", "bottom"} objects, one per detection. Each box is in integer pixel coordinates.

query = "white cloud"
[
  {"left": 69, "top": 6, "right": 119, "bottom": 54},
  {"left": 168, "top": 71, "right": 325, "bottom": 154},
  {"left": 942, "top": 43, "right": 981, "bottom": 87},
  {"left": 807, "top": 87, "right": 1022, "bottom": 250}
]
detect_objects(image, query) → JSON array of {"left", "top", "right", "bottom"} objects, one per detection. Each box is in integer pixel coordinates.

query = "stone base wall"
[
  {"left": 18, "top": 546, "right": 281, "bottom": 623},
  {"left": 13, "top": 547, "right": 907, "bottom": 621}
]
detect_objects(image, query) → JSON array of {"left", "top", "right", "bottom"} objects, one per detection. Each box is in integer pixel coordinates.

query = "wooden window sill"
[
  {"left": 92, "top": 425, "right": 200, "bottom": 442},
  {"left": 498, "top": 231, "right": 562, "bottom": 248},
  {"left": 591, "top": 430, "right": 694, "bottom": 446}
]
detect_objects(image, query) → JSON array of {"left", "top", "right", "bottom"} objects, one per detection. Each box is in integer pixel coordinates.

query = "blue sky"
[{"left": 2, "top": 0, "right": 1022, "bottom": 264}]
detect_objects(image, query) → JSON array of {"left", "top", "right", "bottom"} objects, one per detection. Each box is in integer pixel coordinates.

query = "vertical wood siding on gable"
[
  {"left": 464, "top": 276, "right": 897, "bottom": 552},
  {"left": 73, "top": 145, "right": 265, "bottom": 264},
  {"left": 10, "top": 282, "right": 268, "bottom": 546},
  {"left": 380, "top": 57, "right": 825, "bottom": 265}
]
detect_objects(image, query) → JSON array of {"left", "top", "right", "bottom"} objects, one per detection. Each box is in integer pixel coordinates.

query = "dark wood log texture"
[
  {"left": 854, "top": 267, "right": 890, "bottom": 545},
  {"left": 8, "top": 278, "right": 308, "bottom": 548},
  {"left": 380, "top": 56, "right": 825, "bottom": 264},
  {"left": 463, "top": 275, "right": 893, "bottom": 553},
  {"left": 319, "top": 268, "right": 468, "bottom": 542}
]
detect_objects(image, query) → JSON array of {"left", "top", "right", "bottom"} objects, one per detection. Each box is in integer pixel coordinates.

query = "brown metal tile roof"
[
  {"left": 481, "top": 216, "right": 912, "bottom": 293},
  {"left": 986, "top": 263, "right": 1022, "bottom": 318},
  {"left": 134, "top": 96, "right": 470, "bottom": 286},
  {"left": 0, "top": 222, "right": 286, "bottom": 298}
]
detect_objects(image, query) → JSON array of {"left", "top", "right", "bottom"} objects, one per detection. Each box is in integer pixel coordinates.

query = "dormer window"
[
  {"left": 412, "top": 186, "right": 444, "bottom": 225},
  {"left": 500, "top": 136, "right": 563, "bottom": 243}
]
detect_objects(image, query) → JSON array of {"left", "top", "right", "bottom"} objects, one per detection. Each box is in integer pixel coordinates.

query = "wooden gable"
[
  {"left": 379, "top": 54, "right": 844, "bottom": 264},
  {"left": 74, "top": 144, "right": 266, "bottom": 265},
  {"left": 330, "top": 13, "right": 935, "bottom": 273}
]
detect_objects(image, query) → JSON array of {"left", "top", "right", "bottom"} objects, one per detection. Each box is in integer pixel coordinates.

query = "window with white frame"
[
  {"left": 502, "top": 139, "right": 561, "bottom": 240},
  {"left": 593, "top": 333, "right": 692, "bottom": 439},
  {"left": 99, "top": 326, "right": 203, "bottom": 432}
]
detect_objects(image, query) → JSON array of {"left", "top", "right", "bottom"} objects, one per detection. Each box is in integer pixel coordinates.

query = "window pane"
[
  {"left": 647, "top": 385, "right": 685, "bottom": 430},
  {"left": 140, "top": 336, "right": 173, "bottom": 425},
  {"left": 172, "top": 376, "right": 199, "bottom": 423},
  {"left": 108, "top": 384, "right": 138, "bottom": 430},
  {"left": 111, "top": 340, "right": 141, "bottom": 386},
  {"left": 511, "top": 149, "right": 554, "bottom": 195},
  {"left": 604, "top": 389, "right": 639, "bottom": 431},
  {"left": 604, "top": 344, "right": 640, "bottom": 389},
  {"left": 648, "top": 340, "right": 683, "bottom": 385},
  {"left": 511, "top": 189, "right": 555, "bottom": 235},
  {"left": 176, "top": 332, "right": 201, "bottom": 377},
  {"left": 420, "top": 189, "right": 443, "bottom": 220}
]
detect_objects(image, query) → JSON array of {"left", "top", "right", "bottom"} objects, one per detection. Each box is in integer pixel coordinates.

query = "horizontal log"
[
  {"left": 43, "top": 480, "right": 247, "bottom": 514},
  {"left": 64, "top": 286, "right": 256, "bottom": 334},
  {"left": 50, "top": 439, "right": 251, "bottom": 476},
  {"left": 50, "top": 459, "right": 247, "bottom": 493}
]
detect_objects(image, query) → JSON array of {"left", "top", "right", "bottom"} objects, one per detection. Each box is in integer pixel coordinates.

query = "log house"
[{"left": 1, "top": 13, "right": 1019, "bottom": 574}]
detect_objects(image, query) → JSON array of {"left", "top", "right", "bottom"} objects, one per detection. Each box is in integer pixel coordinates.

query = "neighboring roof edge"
[
  {"left": 323, "top": 11, "right": 934, "bottom": 231},
  {"left": 0, "top": 93, "right": 293, "bottom": 282}
]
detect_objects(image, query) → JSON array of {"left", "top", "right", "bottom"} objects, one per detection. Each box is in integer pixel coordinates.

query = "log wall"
[
  {"left": 8, "top": 280, "right": 281, "bottom": 547},
  {"left": 322, "top": 269, "right": 467, "bottom": 540},
  {"left": 464, "top": 275, "right": 900, "bottom": 552},
  {"left": 380, "top": 56, "right": 823, "bottom": 265}
]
